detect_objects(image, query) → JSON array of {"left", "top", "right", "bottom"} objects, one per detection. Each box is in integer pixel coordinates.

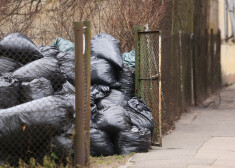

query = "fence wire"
[
  {"left": 0, "top": 25, "right": 221, "bottom": 168},
  {"left": 137, "top": 31, "right": 160, "bottom": 142},
  {"left": 0, "top": 33, "right": 75, "bottom": 166},
  {"left": 136, "top": 29, "right": 221, "bottom": 138},
  {"left": 193, "top": 30, "right": 222, "bottom": 105}
]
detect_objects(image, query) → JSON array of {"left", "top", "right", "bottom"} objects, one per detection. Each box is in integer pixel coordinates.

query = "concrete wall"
[
  {"left": 195, "top": 0, "right": 235, "bottom": 86},
  {"left": 208, "top": 0, "right": 219, "bottom": 31},
  {"left": 218, "top": 0, "right": 235, "bottom": 85}
]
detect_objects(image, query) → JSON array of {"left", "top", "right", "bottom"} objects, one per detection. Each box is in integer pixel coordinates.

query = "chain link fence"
[
  {"left": 193, "top": 29, "right": 222, "bottom": 105},
  {"left": 0, "top": 22, "right": 93, "bottom": 167},
  {"left": 0, "top": 32, "right": 75, "bottom": 166},
  {"left": 0, "top": 1, "right": 222, "bottom": 167},
  {"left": 135, "top": 29, "right": 222, "bottom": 142},
  {"left": 135, "top": 29, "right": 161, "bottom": 144}
]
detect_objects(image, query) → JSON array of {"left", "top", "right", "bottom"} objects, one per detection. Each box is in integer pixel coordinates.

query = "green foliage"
[
  {"left": 0, "top": 153, "right": 134, "bottom": 168},
  {"left": 0, "top": 155, "right": 71, "bottom": 168},
  {"left": 42, "top": 156, "right": 57, "bottom": 168},
  {"left": 29, "top": 158, "right": 36, "bottom": 168},
  {"left": 50, "top": 153, "right": 58, "bottom": 161}
]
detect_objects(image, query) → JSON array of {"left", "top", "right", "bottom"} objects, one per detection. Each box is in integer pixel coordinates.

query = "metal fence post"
[
  {"left": 190, "top": 33, "right": 195, "bottom": 106},
  {"left": 210, "top": 29, "right": 214, "bottom": 94},
  {"left": 204, "top": 29, "right": 209, "bottom": 99},
  {"left": 217, "top": 30, "right": 222, "bottom": 89},
  {"left": 192, "top": 32, "right": 198, "bottom": 105},
  {"left": 135, "top": 26, "right": 144, "bottom": 97},
  {"left": 74, "top": 21, "right": 85, "bottom": 168},
  {"left": 178, "top": 30, "right": 185, "bottom": 111},
  {"left": 134, "top": 27, "right": 140, "bottom": 97},
  {"left": 158, "top": 32, "right": 162, "bottom": 147},
  {"left": 83, "top": 20, "right": 91, "bottom": 168}
]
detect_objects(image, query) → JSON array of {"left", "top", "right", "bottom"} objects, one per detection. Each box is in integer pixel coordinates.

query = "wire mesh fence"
[
  {"left": 0, "top": 21, "right": 156, "bottom": 167},
  {"left": 0, "top": 1, "right": 223, "bottom": 168},
  {"left": 193, "top": 29, "right": 222, "bottom": 105},
  {"left": 0, "top": 1, "right": 222, "bottom": 165},
  {"left": 0, "top": 22, "right": 94, "bottom": 167},
  {"left": 0, "top": 29, "right": 81, "bottom": 166},
  {"left": 135, "top": 29, "right": 161, "bottom": 144},
  {"left": 135, "top": 29, "right": 222, "bottom": 141}
]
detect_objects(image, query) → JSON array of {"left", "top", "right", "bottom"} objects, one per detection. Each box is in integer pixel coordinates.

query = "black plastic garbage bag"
[
  {"left": 113, "top": 126, "right": 151, "bottom": 154},
  {"left": 63, "top": 94, "right": 75, "bottom": 112},
  {"left": 0, "top": 95, "right": 74, "bottom": 156},
  {"left": 21, "top": 77, "right": 54, "bottom": 102},
  {"left": 90, "top": 85, "right": 110, "bottom": 117},
  {"left": 91, "top": 104, "right": 97, "bottom": 120},
  {"left": 91, "top": 57, "right": 121, "bottom": 88},
  {"left": 12, "top": 57, "right": 65, "bottom": 90},
  {"left": 51, "top": 135, "right": 73, "bottom": 163},
  {"left": 94, "top": 106, "right": 131, "bottom": 134},
  {"left": 37, "top": 45, "right": 60, "bottom": 58},
  {"left": 0, "top": 151, "right": 19, "bottom": 166},
  {"left": 90, "top": 128, "right": 114, "bottom": 156},
  {"left": 0, "top": 33, "right": 43, "bottom": 64},
  {"left": 117, "top": 63, "right": 135, "bottom": 98},
  {"left": 50, "top": 124, "right": 74, "bottom": 163},
  {"left": 97, "top": 89, "right": 129, "bottom": 109},
  {"left": 0, "top": 57, "right": 21, "bottom": 75},
  {"left": 56, "top": 81, "right": 75, "bottom": 95},
  {"left": 125, "top": 97, "right": 154, "bottom": 133},
  {"left": 0, "top": 76, "right": 19, "bottom": 108},
  {"left": 91, "top": 33, "right": 123, "bottom": 68},
  {"left": 90, "top": 85, "right": 110, "bottom": 104},
  {"left": 56, "top": 52, "right": 74, "bottom": 83}
]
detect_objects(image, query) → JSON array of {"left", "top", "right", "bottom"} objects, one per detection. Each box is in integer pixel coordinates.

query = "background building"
[{"left": 218, "top": 0, "right": 235, "bottom": 85}]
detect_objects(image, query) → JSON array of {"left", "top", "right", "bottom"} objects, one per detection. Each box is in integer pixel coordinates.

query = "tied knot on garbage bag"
[
  {"left": 90, "top": 85, "right": 111, "bottom": 104},
  {"left": 125, "top": 97, "right": 155, "bottom": 134}
]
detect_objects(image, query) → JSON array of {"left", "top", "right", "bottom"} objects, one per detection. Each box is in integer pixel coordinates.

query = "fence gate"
[{"left": 135, "top": 27, "right": 162, "bottom": 146}]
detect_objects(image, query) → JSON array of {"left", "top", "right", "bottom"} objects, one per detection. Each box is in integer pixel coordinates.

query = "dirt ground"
[{"left": 90, "top": 154, "right": 134, "bottom": 168}]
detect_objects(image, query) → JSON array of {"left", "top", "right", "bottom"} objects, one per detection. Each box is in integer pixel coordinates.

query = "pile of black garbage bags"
[{"left": 0, "top": 33, "right": 154, "bottom": 164}]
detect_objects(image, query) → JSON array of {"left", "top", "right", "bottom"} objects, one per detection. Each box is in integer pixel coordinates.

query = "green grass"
[
  {"left": 0, "top": 153, "right": 134, "bottom": 168},
  {"left": 0, "top": 156, "right": 71, "bottom": 168},
  {"left": 90, "top": 153, "right": 134, "bottom": 168}
]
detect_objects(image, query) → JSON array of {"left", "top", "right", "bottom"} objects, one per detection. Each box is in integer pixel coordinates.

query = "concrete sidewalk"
[{"left": 132, "top": 84, "right": 235, "bottom": 168}]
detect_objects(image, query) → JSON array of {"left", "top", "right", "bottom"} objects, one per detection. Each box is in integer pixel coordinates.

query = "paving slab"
[{"left": 132, "top": 84, "right": 235, "bottom": 168}]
